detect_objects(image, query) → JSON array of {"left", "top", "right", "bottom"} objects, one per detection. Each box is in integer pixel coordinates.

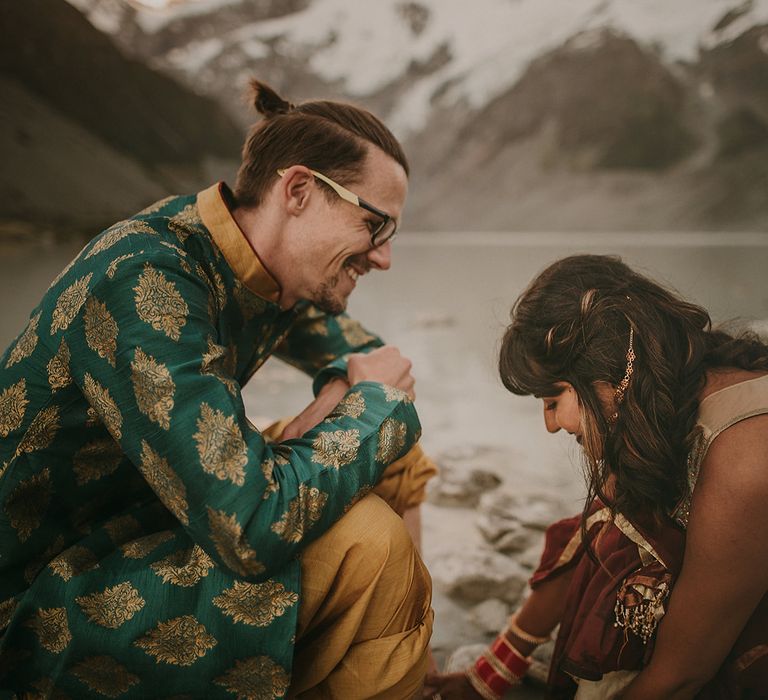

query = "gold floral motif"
[
  {"left": 103, "top": 514, "right": 141, "bottom": 544},
  {"left": 233, "top": 279, "right": 266, "bottom": 322},
  {"left": 311, "top": 429, "right": 360, "bottom": 469},
  {"left": 207, "top": 507, "right": 265, "bottom": 577},
  {"left": 194, "top": 403, "right": 247, "bottom": 486},
  {"left": 138, "top": 196, "right": 175, "bottom": 216},
  {"left": 5, "top": 311, "right": 41, "bottom": 368},
  {"left": 24, "top": 535, "right": 66, "bottom": 584},
  {"left": 131, "top": 348, "right": 175, "bottom": 430},
  {"left": 138, "top": 441, "right": 189, "bottom": 525},
  {"left": 29, "top": 676, "right": 71, "bottom": 700},
  {"left": 84, "top": 297, "right": 119, "bottom": 367},
  {"left": 75, "top": 582, "right": 145, "bottom": 629},
  {"left": 383, "top": 385, "right": 412, "bottom": 404},
  {"left": 260, "top": 456, "right": 280, "bottom": 500},
  {"left": 159, "top": 241, "right": 187, "bottom": 257},
  {"left": 151, "top": 545, "right": 214, "bottom": 587},
  {"left": 85, "top": 220, "right": 155, "bottom": 260},
  {"left": 47, "top": 339, "right": 72, "bottom": 391},
  {"left": 375, "top": 418, "right": 407, "bottom": 464},
  {"left": 5, "top": 467, "right": 52, "bottom": 542},
  {"left": 48, "top": 545, "right": 99, "bottom": 581},
  {"left": 50, "top": 273, "right": 93, "bottom": 334},
  {"left": 201, "top": 337, "right": 238, "bottom": 395},
  {"left": 73, "top": 437, "right": 123, "bottom": 486},
  {"left": 270, "top": 484, "right": 327, "bottom": 543},
  {"left": 0, "top": 378, "right": 28, "bottom": 437},
  {"left": 106, "top": 252, "right": 137, "bottom": 279},
  {"left": 121, "top": 531, "right": 175, "bottom": 559},
  {"left": 0, "top": 596, "right": 18, "bottom": 630},
  {"left": 18, "top": 405, "right": 60, "bottom": 455},
  {"left": 324, "top": 390, "right": 365, "bottom": 422},
  {"left": 24, "top": 607, "right": 71, "bottom": 653},
  {"left": 212, "top": 580, "right": 298, "bottom": 627},
  {"left": 168, "top": 204, "right": 204, "bottom": 243},
  {"left": 133, "top": 263, "right": 189, "bottom": 341},
  {"left": 214, "top": 656, "right": 290, "bottom": 700},
  {"left": 83, "top": 374, "right": 123, "bottom": 439},
  {"left": 69, "top": 655, "right": 140, "bottom": 697},
  {"left": 337, "top": 316, "right": 376, "bottom": 347},
  {"left": 134, "top": 615, "right": 217, "bottom": 666},
  {"left": 206, "top": 268, "right": 227, "bottom": 315}
]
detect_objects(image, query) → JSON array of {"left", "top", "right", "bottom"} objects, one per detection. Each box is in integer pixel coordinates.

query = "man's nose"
[{"left": 366, "top": 240, "right": 392, "bottom": 270}]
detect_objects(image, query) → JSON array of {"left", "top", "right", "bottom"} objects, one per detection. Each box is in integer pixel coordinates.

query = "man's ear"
[{"left": 279, "top": 166, "right": 314, "bottom": 216}]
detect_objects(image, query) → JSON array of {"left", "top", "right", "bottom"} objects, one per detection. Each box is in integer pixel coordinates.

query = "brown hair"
[
  {"left": 234, "top": 80, "right": 409, "bottom": 207},
  {"left": 499, "top": 254, "right": 768, "bottom": 525}
]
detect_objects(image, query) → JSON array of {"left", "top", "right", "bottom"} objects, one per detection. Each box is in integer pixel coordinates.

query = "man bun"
[{"left": 249, "top": 79, "right": 295, "bottom": 117}]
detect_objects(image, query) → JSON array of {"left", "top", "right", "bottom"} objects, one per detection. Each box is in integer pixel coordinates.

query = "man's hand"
[
  {"left": 279, "top": 377, "right": 350, "bottom": 440},
  {"left": 422, "top": 671, "right": 482, "bottom": 699},
  {"left": 347, "top": 345, "right": 415, "bottom": 399}
]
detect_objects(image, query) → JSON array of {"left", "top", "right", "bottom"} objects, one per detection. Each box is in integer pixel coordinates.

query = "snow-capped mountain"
[{"left": 58, "top": 1, "right": 768, "bottom": 230}]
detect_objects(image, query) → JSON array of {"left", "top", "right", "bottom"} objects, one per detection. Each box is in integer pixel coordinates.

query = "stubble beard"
[{"left": 313, "top": 274, "right": 347, "bottom": 315}]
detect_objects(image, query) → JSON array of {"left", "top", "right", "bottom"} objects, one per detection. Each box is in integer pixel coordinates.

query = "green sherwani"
[{"left": 0, "top": 184, "right": 421, "bottom": 698}]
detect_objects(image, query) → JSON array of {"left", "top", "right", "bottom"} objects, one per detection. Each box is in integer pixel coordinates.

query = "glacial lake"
[{"left": 2, "top": 231, "right": 767, "bottom": 505}]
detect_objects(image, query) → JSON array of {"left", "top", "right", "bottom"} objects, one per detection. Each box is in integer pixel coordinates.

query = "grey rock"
[
  {"left": 427, "top": 458, "right": 502, "bottom": 508},
  {"left": 468, "top": 598, "right": 509, "bottom": 634},
  {"left": 443, "top": 643, "right": 486, "bottom": 673},
  {"left": 477, "top": 489, "right": 566, "bottom": 532},
  {"left": 431, "top": 549, "right": 529, "bottom": 605}
]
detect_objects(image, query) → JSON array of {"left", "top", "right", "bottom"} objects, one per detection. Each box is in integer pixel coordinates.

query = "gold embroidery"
[
  {"left": 47, "top": 339, "right": 72, "bottom": 391},
  {"left": 270, "top": 484, "right": 327, "bottom": 543},
  {"left": 25, "top": 607, "right": 71, "bottom": 653},
  {"left": 25, "top": 535, "right": 66, "bottom": 584},
  {"left": 106, "top": 252, "right": 137, "bottom": 279},
  {"left": 383, "top": 385, "right": 411, "bottom": 404},
  {"left": 49, "top": 545, "right": 99, "bottom": 581},
  {"left": 324, "top": 390, "right": 365, "bottom": 421},
  {"left": 85, "top": 219, "right": 155, "bottom": 260},
  {"left": 159, "top": 240, "right": 188, "bottom": 257},
  {"left": 84, "top": 297, "right": 119, "bottom": 367},
  {"left": 214, "top": 656, "right": 290, "bottom": 700},
  {"left": 69, "top": 655, "right": 140, "bottom": 697},
  {"left": 18, "top": 406, "right": 60, "bottom": 455},
  {"left": 134, "top": 615, "right": 217, "bottom": 666},
  {"left": 103, "top": 514, "right": 142, "bottom": 544},
  {"left": 50, "top": 273, "right": 93, "bottom": 334},
  {"left": 0, "top": 378, "right": 28, "bottom": 437},
  {"left": 207, "top": 268, "right": 227, "bottom": 315},
  {"left": 5, "top": 311, "right": 41, "bottom": 368},
  {"left": 131, "top": 348, "right": 175, "bottom": 430},
  {"left": 73, "top": 437, "right": 123, "bottom": 485},
  {"left": 233, "top": 279, "right": 266, "bottom": 322},
  {"left": 213, "top": 580, "right": 298, "bottom": 628},
  {"left": 121, "top": 531, "right": 175, "bottom": 559},
  {"left": 76, "top": 582, "right": 145, "bottom": 629},
  {"left": 5, "top": 468, "right": 52, "bottom": 542},
  {"left": 207, "top": 507, "right": 265, "bottom": 577},
  {"left": 338, "top": 316, "right": 376, "bottom": 347},
  {"left": 0, "top": 596, "right": 18, "bottom": 630},
  {"left": 375, "top": 418, "right": 407, "bottom": 464},
  {"left": 82, "top": 374, "right": 123, "bottom": 439},
  {"left": 134, "top": 263, "right": 189, "bottom": 341},
  {"left": 151, "top": 545, "right": 214, "bottom": 587},
  {"left": 138, "top": 195, "right": 175, "bottom": 216},
  {"left": 168, "top": 204, "right": 204, "bottom": 243},
  {"left": 260, "top": 456, "right": 280, "bottom": 499},
  {"left": 311, "top": 429, "right": 360, "bottom": 469},
  {"left": 138, "top": 441, "right": 189, "bottom": 525},
  {"left": 194, "top": 403, "right": 247, "bottom": 486},
  {"left": 201, "top": 337, "right": 238, "bottom": 395}
]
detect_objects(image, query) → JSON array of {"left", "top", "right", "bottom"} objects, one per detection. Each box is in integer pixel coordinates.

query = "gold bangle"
[{"left": 506, "top": 612, "right": 551, "bottom": 646}]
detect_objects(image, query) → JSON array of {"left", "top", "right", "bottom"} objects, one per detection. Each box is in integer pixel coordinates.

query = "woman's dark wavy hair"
[{"left": 499, "top": 254, "right": 768, "bottom": 526}]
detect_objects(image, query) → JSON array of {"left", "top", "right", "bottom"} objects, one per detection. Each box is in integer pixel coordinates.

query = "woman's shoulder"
[{"left": 699, "top": 368, "right": 768, "bottom": 402}]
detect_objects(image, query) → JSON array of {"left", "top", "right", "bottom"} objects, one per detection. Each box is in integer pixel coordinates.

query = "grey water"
[{"left": 2, "top": 232, "right": 767, "bottom": 503}]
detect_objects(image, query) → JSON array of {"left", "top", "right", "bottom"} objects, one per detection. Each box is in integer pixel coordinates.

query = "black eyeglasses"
[{"left": 277, "top": 168, "right": 398, "bottom": 247}]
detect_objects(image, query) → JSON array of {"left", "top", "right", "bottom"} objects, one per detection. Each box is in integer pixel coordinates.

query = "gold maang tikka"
[{"left": 610, "top": 327, "right": 635, "bottom": 423}]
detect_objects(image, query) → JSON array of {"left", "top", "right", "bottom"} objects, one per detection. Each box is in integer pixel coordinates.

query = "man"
[{"left": 0, "top": 81, "right": 434, "bottom": 698}]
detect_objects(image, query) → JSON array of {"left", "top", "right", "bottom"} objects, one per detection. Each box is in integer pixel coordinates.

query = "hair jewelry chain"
[{"left": 610, "top": 327, "right": 635, "bottom": 422}]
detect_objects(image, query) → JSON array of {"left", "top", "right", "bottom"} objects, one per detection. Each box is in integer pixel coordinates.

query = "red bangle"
[{"left": 466, "top": 632, "right": 531, "bottom": 700}]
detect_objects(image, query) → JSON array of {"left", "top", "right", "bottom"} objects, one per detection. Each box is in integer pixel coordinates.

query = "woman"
[{"left": 425, "top": 254, "right": 768, "bottom": 699}]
